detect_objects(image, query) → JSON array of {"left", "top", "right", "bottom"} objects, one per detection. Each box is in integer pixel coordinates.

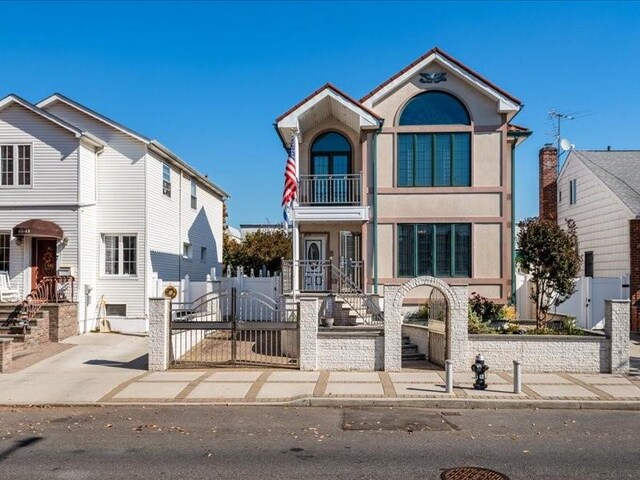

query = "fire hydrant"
[{"left": 471, "top": 353, "right": 489, "bottom": 390}]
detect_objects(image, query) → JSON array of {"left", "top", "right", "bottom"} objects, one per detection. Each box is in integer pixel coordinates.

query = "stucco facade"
[{"left": 276, "top": 47, "right": 529, "bottom": 305}]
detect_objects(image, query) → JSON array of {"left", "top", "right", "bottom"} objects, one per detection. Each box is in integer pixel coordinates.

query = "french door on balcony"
[{"left": 311, "top": 131, "right": 352, "bottom": 205}]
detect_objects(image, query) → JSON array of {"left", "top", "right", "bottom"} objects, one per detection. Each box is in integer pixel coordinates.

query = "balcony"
[{"left": 294, "top": 173, "right": 369, "bottom": 222}]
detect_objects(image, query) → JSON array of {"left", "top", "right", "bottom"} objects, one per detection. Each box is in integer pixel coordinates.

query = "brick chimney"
[{"left": 539, "top": 144, "right": 558, "bottom": 223}]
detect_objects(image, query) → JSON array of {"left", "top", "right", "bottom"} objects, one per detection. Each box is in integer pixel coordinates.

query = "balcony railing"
[{"left": 298, "top": 173, "right": 362, "bottom": 206}]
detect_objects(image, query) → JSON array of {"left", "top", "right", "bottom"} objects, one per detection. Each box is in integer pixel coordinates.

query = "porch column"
[{"left": 292, "top": 128, "right": 301, "bottom": 296}]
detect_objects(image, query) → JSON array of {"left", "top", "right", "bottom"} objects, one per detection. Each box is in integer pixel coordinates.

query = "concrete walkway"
[{"left": 1, "top": 333, "right": 640, "bottom": 408}]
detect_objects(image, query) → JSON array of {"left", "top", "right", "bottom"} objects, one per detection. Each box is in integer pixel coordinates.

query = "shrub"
[
  {"left": 468, "top": 306, "right": 494, "bottom": 334},
  {"left": 469, "top": 292, "right": 500, "bottom": 322},
  {"left": 498, "top": 304, "right": 518, "bottom": 321}
]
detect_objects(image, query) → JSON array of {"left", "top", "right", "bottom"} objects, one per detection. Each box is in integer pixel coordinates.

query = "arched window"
[
  {"left": 397, "top": 91, "right": 471, "bottom": 187},
  {"left": 311, "top": 132, "right": 351, "bottom": 175},
  {"left": 399, "top": 91, "right": 470, "bottom": 125},
  {"left": 310, "top": 132, "right": 352, "bottom": 204}
]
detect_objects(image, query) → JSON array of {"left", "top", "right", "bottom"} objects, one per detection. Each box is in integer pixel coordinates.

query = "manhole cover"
[{"left": 441, "top": 466, "right": 510, "bottom": 480}]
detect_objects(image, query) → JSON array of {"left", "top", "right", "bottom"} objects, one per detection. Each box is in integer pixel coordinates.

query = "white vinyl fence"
[{"left": 516, "top": 273, "right": 630, "bottom": 329}]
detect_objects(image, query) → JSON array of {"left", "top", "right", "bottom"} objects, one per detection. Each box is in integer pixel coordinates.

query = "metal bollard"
[
  {"left": 513, "top": 360, "right": 522, "bottom": 394},
  {"left": 445, "top": 359, "right": 453, "bottom": 393}
]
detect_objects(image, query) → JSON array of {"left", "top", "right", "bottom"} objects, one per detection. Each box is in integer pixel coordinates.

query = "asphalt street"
[{"left": 0, "top": 405, "right": 638, "bottom": 479}]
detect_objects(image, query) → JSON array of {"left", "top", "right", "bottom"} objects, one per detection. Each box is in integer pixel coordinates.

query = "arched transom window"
[
  {"left": 311, "top": 132, "right": 351, "bottom": 175},
  {"left": 397, "top": 91, "right": 471, "bottom": 187}
]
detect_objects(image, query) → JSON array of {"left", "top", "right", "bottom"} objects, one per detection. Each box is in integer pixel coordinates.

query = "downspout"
[
  {"left": 372, "top": 123, "right": 383, "bottom": 294},
  {"left": 510, "top": 141, "right": 516, "bottom": 306}
]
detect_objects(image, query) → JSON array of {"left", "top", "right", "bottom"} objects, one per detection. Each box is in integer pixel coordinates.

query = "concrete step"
[
  {"left": 402, "top": 352, "right": 426, "bottom": 361},
  {"left": 402, "top": 344, "right": 418, "bottom": 353}
]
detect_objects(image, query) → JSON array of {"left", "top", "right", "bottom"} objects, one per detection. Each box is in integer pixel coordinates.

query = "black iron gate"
[{"left": 169, "top": 287, "right": 298, "bottom": 368}]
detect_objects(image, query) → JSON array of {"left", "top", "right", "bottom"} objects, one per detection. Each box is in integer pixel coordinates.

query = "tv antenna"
[{"left": 548, "top": 110, "right": 576, "bottom": 172}]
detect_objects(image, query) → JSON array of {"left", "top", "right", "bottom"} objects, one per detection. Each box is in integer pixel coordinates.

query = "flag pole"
[{"left": 292, "top": 128, "right": 300, "bottom": 302}]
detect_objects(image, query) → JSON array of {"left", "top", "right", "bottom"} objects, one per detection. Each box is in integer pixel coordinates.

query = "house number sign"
[
  {"left": 13, "top": 228, "right": 31, "bottom": 235},
  {"left": 419, "top": 72, "right": 447, "bottom": 84}
]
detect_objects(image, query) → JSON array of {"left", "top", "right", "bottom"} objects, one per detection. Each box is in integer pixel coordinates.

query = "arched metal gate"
[{"left": 169, "top": 288, "right": 298, "bottom": 368}]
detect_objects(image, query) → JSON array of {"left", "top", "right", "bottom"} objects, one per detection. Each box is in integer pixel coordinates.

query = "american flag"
[{"left": 282, "top": 136, "right": 297, "bottom": 212}]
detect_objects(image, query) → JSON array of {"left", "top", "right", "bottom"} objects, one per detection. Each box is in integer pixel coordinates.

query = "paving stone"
[
  {"left": 458, "top": 383, "right": 523, "bottom": 397},
  {"left": 205, "top": 371, "right": 262, "bottom": 382},
  {"left": 329, "top": 372, "right": 380, "bottom": 383},
  {"left": 187, "top": 382, "right": 253, "bottom": 399},
  {"left": 325, "top": 383, "right": 384, "bottom": 396},
  {"left": 394, "top": 383, "right": 448, "bottom": 396},
  {"left": 389, "top": 372, "right": 443, "bottom": 384},
  {"left": 114, "top": 382, "right": 189, "bottom": 399},
  {"left": 521, "top": 373, "right": 572, "bottom": 384},
  {"left": 266, "top": 371, "right": 320, "bottom": 382},
  {"left": 528, "top": 384, "right": 599, "bottom": 398},
  {"left": 140, "top": 372, "right": 206, "bottom": 382},
  {"left": 570, "top": 374, "right": 632, "bottom": 385},
  {"left": 256, "top": 382, "right": 315, "bottom": 399},
  {"left": 594, "top": 384, "right": 640, "bottom": 398}
]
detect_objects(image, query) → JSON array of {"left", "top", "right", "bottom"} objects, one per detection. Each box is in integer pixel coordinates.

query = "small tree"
[
  {"left": 516, "top": 217, "right": 581, "bottom": 328},
  {"left": 224, "top": 230, "right": 291, "bottom": 274}
]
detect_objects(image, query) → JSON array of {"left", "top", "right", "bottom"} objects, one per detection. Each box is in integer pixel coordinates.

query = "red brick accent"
[
  {"left": 629, "top": 219, "right": 640, "bottom": 332},
  {"left": 539, "top": 145, "right": 558, "bottom": 223}
]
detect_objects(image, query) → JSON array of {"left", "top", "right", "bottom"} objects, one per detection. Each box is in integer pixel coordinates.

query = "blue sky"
[{"left": 2, "top": 1, "right": 639, "bottom": 226}]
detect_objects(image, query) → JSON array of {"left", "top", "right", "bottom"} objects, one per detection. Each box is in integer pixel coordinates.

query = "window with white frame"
[
  {"left": 191, "top": 178, "right": 197, "bottom": 209},
  {"left": 1, "top": 145, "right": 31, "bottom": 186},
  {"left": 200, "top": 246, "right": 207, "bottom": 262},
  {"left": 162, "top": 163, "right": 171, "bottom": 197},
  {"left": 0, "top": 233, "right": 9, "bottom": 272},
  {"left": 103, "top": 234, "right": 137, "bottom": 275},
  {"left": 183, "top": 242, "right": 192, "bottom": 259}
]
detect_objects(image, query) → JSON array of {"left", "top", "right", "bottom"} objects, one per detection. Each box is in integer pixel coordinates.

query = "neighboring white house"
[{"left": 0, "top": 93, "right": 228, "bottom": 333}]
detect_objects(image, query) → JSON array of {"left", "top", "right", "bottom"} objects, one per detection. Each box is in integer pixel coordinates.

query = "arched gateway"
[{"left": 383, "top": 277, "right": 469, "bottom": 372}]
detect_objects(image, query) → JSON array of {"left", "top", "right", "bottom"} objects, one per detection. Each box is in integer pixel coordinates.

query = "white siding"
[
  {"left": 78, "top": 142, "right": 97, "bottom": 204},
  {"left": 0, "top": 103, "right": 81, "bottom": 295},
  {"left": 558, "top": 155, "right": 634, "bottom": 277},
  {"left": 44, "top": 102, "right": 147, "bottom": 323},
  {"left": 77, "top": 204, "right": 97, "bottom": 332},
  {"left": 0, "top": 103, "right": 79, "bottom": 206},
  {"left": 146, "top": 151, "right": 223, "bottom": 288}
]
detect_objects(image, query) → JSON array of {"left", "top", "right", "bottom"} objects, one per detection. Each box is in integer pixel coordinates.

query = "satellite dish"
[{"left": 560, "top": 138, "right": 572, "bottom": 151}]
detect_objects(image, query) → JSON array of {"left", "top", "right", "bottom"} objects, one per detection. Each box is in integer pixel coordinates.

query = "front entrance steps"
[
  {"left": 402, "top": 335, "right": 425, "bottom": 362},
  {"left": 333, "top": 296, "right": 372, "bottom": 326},
  {"left": 0, "top": 303, "right": 50, "bottom": 358}
]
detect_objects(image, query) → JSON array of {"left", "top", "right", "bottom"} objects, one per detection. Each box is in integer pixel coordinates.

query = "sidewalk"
[{"left": 1, "top": 333, "right": 639, "bottom": 409}]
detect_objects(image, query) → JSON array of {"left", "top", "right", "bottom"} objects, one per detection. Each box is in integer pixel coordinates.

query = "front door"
[
  {"left": 32, "top": 238, "right": 57, "bottom": 290},
  {"left": 303, "top": 236, "right": 326, "bottom": 291},
  {"left": 339, "top": 231, "right": 362, "bottom": 290}
]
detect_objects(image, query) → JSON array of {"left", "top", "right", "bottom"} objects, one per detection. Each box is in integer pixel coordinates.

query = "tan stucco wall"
[
  {"left": 299, "top": 223, "right": 362, "bottom": 263},
  {"left": 369, "top": 60, "right": 503, "bottom": 127},
  {"left": 377, "top": 193, "right": 501, "bottom": 218},
  {"left": 473, "top": 132, "right": 502, "bottom": 187},
  {"left": 377, "top": 133, "right": 393, "bottom": 188},
  {"left": 377, "top": 224, "right": 394, "bottom": 279},
  {"left": 473, "top": 224, "right": 502, "bottom": 278}
]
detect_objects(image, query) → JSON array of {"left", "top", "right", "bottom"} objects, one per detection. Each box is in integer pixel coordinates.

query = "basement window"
[{"left": 105, "top": 304, "right": 127, "bottom": 317}]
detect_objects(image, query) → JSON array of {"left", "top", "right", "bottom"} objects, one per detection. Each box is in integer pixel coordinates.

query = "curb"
[{"left": 2, "top": 397, "right": 640, "bottom": 411}]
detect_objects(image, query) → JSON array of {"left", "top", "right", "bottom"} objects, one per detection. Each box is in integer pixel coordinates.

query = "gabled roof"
[
  {"left": 36, "top": 93, "right": 228, "bottom": 199},
  {"left": 276, "top": 83, "right": 382, "bottom": 124},
  {"left": 0, "top": 94, "right": 105, "bottom": 148},
  {"left": 568, "top": 150, "right": 640, "bottom": 215},
  {"left": 359, "top": 47, "right": 522, "bottom": 113},
  {"left": 37, "top": 93, "right": 151, "bottom": 143}
]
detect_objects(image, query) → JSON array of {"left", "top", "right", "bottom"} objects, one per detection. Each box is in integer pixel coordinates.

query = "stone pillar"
[
  {"left": 299, "top": 297, "right": 319, "bottom": 371},
  {"left": 539, "top": 144, "right": 558, "bottom": 223},
  {"left": 629, "top": 219, "right": 640, "bottom": 332},
  {"left": 0, "top": 339, "right": 12, "bottom": 373},
  {"left": 604, "top": 299, "right": 630, "bottom": 374},
  {"left": 383, "top": 285, "right": 402, "bottom": 372},
  {"left": 148, "top": 298, "right": 171, "bottom": 371},
  {"left": 449, "top": 285, "right": 470, "bottom": 372}
]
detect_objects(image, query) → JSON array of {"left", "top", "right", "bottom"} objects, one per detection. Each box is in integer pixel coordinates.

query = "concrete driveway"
[{"left": 0, "top": 333, "right": 147, "bottom": 404}]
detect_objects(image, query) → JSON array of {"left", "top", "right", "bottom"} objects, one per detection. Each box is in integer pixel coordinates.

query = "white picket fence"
[
  {"left": 516, "top": 273, "right": 630, "bottom": 329},
  {"left": 151, "top": 266, "right": 281, "bottom": 306}
]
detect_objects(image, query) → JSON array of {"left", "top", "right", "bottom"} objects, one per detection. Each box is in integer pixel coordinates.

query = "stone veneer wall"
[
  {"left": 316, "top": 332, "right": 384, "bottom": 371},
  {"left": 402, "top": 324, "right": 429, "bottom": 357},
  {"left": 43, "top": 303, "right": 78, "bottom": 342},
  {"left": 0, "top": 339, "right": 12, "bottom": 372}
]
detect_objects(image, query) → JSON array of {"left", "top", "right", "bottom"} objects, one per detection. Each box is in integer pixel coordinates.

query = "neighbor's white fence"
[{"left": 516, "top": 273, "right": 630, "bottom": 329}]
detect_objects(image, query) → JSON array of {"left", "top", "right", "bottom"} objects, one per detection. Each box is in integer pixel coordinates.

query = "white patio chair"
[{"left": 0, "top": 271, "right": 20, "bottom": 302}]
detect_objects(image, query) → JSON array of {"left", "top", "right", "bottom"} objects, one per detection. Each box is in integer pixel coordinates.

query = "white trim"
[
  {"left": 278, "top": 89, "right": 380, "bottom": 130},
  {"left": 0, "top": 94, "right": 83, "bottom": 137},
  {"left": 0, "top": 143, "right": 33, "bottom": 188},
  {"left": 293, "top": 205, "right": 370, "bottom": 222},
  {"left": 361, "top": 52, "right": 520, "bottom": 113}
]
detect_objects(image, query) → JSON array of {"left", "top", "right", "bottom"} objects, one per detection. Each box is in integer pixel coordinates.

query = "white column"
[{"left": 292, "top": 128, "right": 301, "bottom": 297}]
